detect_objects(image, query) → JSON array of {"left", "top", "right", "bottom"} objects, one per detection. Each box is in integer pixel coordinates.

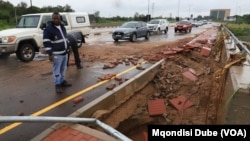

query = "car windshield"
[
  {"left": 148, "top": 20, "right": 159, "bottom": 24},
  {"left": 120, "top": 22, "right": 137, "bottom": 28},
  {"left": 16, "top": 15, "right": 40, "bottom": 28}
]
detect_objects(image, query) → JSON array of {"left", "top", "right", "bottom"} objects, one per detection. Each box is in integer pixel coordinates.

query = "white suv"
[{"left": 147, "top": 19, "right": 169, "bottom": 34}]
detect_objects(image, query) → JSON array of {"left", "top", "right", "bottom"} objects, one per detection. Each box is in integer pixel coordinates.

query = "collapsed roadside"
[{"left": 78, "top": 24, "right": 234, "bottom": 140}]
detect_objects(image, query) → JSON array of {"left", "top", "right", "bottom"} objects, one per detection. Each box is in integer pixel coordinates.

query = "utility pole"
[
  {"left": 147, "top": 0, "right": 150, "bottom": 22},
  {"left": 177, "top": 0, "right": 180, "bottom": 17},
  {"left": 148, "top": 0, "right": 150, "bottom": 15},
  {"left": 152, "top": 2, "right": 154, "bottom": 17},
  {"left": 176, "top": 0, "right": 180, "bottom": 21},
  {"left": 15, "top": 7, "right": 17, "bottom": 25},
  {"left": 30, "top": 0, "right": 32, "bottom": 7}
]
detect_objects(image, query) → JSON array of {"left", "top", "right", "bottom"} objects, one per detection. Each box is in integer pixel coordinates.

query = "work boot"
[
  {"left": 77, "top": 65, "right": 83, "bottom": 69},
  {"left": 55, "top": 85, "right": 63, "bottom": 94},
  {"left": 61, "top": 80, "right": 72, "bottom": 87}
]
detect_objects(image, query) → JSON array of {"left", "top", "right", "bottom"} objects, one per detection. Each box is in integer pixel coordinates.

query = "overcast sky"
[{"left": 6, "top": 0, "right": 250, "bottom": 18}]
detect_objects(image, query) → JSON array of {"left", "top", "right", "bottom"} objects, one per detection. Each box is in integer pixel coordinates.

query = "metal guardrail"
[
  {"left": 223, "top": 24, "right": 250, "bottom": 56},
  {"left": 0, "top": 116, "right": 132, "bottom": 141}
]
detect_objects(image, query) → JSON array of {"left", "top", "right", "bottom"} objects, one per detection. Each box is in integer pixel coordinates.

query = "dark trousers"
[{"left": 67, "top": 34, "right": 81, "bottom": 67}]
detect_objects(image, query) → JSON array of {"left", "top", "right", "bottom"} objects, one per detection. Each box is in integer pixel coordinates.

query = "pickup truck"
[{"left": 0, "top": 12, "right": 91, "bottom": 62}]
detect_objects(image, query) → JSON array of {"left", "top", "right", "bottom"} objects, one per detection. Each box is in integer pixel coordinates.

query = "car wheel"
[
  {"left": 130, "top": 33, "right": 137, "bottom": 42},
  {"left": 16, "top": 43, "right": 35, "bottom": 62},
  {"left": 114, "top": 39, "right": 119, "bottom": 42},
  {"left": 175, "top": 30, "right": 177, "bottom": 33},
  {"left": 164, "top": 27, "right": 168, "bottom": 34},
  {"left": 145, "top": 32, "right": 150, "bottom": 40}
]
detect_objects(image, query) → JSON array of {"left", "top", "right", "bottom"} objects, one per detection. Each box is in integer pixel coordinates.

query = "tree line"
[
  {"left": 0, "top": 0, "right": 249, "bottom": 29},
  {"left": 0, "top": 0, "right": 169, "bottom": 29},
  {"left": 0, "top": 0, "right": 74, "bottom": 26}
]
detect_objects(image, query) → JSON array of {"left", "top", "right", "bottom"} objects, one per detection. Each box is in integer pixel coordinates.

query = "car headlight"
[{"left": 1, "top": 36, "right": 16, "bottom": 43}]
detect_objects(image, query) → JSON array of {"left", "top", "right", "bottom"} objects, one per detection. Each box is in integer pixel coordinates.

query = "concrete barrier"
[
  {"left": 70, "top": 59, "right": 164, "bottom": 118},
  {"left": 32, "top": 59, "right": 164, "bottom": 140}
]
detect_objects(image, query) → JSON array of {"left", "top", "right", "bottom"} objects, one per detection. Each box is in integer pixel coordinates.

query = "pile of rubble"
[
  {"left": 151, "top": 27, "right": 222, "bottom": 118},
  {"left": 94, "top": 25, "right": 226, "bottom": 141}
]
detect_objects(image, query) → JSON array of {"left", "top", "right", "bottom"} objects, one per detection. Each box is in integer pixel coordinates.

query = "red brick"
[
  {"left": 161, "top": 50, "right": 177, "bottom": 55},
  {"left": 185, "top": 42, "right": 202, "bottom": 49},
  {"left": 61, "top": 126, "right": 69, "bottom": 130},
  {"left": 147, "top": 99, "right": 166, "bottom": 116},
  {"left": 62, "top": 130, "right": 74, "bottom": 138},
  {"left": 73, "top": 96, "right": 84, "bottom": 104},
  {"left": 182, "top": 71, "right": 198, "bottom": 81},
  {"left": 81, "top": 133, "right": 92, "bottom": 140},
  {"left": 42, "top": 137, "right": 52, "bottom": 141},
  {"left": 114, "top": 77, "right": 122, "bottom": 81},
  {"left": 72, "top": 133, "right": 85, "bottom": 141},
  {"left": 196, "top": 38, "right": 208, "bottom": 44},
  {"left": 51, "top": 136, "right": 65, "bottom": 141},
  {"left": 200, "top": 46, "right": 211, "bottom": 57},
  {"left": 171, "top": 47, "right": 184, "bottom": 52},
  {"left": 70, "top": 129, "right": 80, "bottom": 136},
  {"left": 47, "top": 129, "right": 64, "bottom": 139},
  {"left": 169, "top": 95, "right": 194, "bottom": 111},
  {"left": 61, "top": 134, "right": 75, "bottom": 141}
]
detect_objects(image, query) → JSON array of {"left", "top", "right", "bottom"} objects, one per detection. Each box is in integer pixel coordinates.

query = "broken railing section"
[{"left": 0, "top": 116, "right": 132, "bottom": 141}]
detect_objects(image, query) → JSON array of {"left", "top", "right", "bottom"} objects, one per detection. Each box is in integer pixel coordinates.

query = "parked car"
[
  {"left": 202, "top": 20, "right": 208, "bottom": 25},
  {"left": 174, "top": 20, "right": 192, "bottom": 33},
  {"left": 147, "top": 19, "right": 169, "bottom": 34},
  {"left": 112, "top": 21, "right": 150, "bottom": 42},
  {"left": 191, "top": 20, "right": 201, "bottom": 27},
  {"left": 196, "top": 21, "right": 204, "bottom": 26}
]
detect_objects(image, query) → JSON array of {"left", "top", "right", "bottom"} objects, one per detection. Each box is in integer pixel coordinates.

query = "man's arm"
[{"left": 43, "top": 28, "right": 54, "bottom": 61}]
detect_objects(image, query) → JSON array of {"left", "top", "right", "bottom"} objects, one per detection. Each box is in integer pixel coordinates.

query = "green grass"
[
  {"left": 91, "top": 22, "right": 123, "bottom": 28},
  {"left": 226, "top": 23, "right": 250, "bottom": 42},
  {"left": 0, "top": 20, "right": 16, "bottom": 31}
]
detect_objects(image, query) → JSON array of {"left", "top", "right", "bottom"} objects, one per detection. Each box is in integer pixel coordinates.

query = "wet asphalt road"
[{"left": 0, "top": 25, "right": 211, "bottom": 140}]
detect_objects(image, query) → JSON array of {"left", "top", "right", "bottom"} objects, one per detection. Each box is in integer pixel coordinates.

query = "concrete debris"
[
  {"left": 98, "top": 74, "right": 116, "bottom": 81},
  {"left": 73, "top": 96, "right": 84, "bottom": 105},
  {"left": 106, "top": 83, "right": 116, "bottom": 90}
]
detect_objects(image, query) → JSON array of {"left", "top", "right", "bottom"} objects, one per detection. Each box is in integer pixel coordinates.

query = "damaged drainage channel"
[{"left": 31, "top": 59, "right": 164, "bottom": 140}]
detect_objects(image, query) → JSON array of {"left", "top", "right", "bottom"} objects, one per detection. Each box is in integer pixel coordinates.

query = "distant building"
[{"left": 210, "top": 9, "right": 230, "bottom": 20}]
